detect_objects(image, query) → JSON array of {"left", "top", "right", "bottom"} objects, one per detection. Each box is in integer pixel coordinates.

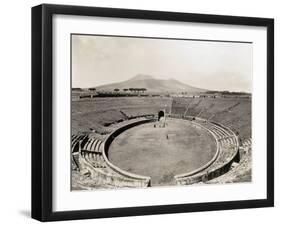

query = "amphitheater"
[{"left": 71, "top": 96, "right": 252, "bottom": 190}]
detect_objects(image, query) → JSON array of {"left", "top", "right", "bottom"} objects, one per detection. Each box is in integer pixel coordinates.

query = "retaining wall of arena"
[
  {"left": 102, "top": 118, "right": 154, "bottom": 187},
  {"left": 175, "top": 151, "right": 239, "bottom": 185}
]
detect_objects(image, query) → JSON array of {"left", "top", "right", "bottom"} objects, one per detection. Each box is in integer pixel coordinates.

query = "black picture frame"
[{"left": 31, "top": 3, "right": 274, "bottom": 222}]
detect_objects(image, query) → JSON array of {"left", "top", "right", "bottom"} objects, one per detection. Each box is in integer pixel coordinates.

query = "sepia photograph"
[
  {"left": 31, "top": 4, "right": 274, "bottom": 221},
  {"left": 71, "top": 34, "right": 252, "bottom": 191}
]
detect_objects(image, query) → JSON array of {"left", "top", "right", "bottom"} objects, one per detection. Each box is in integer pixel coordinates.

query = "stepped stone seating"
[
  {"left": 83, "top": 138, "right": 95, "bottom": 151},
  {"left": 121, "top": 108, "right": 157, "bottom": 119},
  {"left": 183, "top": 99, "right": 202, "bottom": 116},
  {"left": 72, "top": 141, "right": 80, "bottom": 153},
  {"left": 240, "top": 138, "right": 252, "bottom": 154},
  {"left": 74, "top": 119, "right": 152, "bottom": 188},
  {"left": 242, "top": 138, "right": 251, "bottom": 148},
  {"left": 71, "top": 134, "right": 78, "bottom": 140},
  {"left": 72, "top": 152, "right": 80, "bottom": 170},
  {"left": 81, "top": 149, "right": 106, "bottom": 168},
  {"left": 207, "top": 139, "right": 252, "bottom": 184},
  {"left": 83, "top": 137, "right": 103, "bottom": 153},
  {"left": 71, "top": 133, "right": 106, "bottom": 170},
  {"left": 171, "top": 97, "right": 251, "bottom": 141},
  {"left": 80, "top": 136, "right": 89, "bottom": 148},
  {"left": 72, "top": 97, "right": 172, "bottom": 134},
  {"left": 200, "top": 100, "right": 240, "bottom": 119},
  {"left": 175, "top": 119, "right": 239, "bottom": 185},
  {"left": 185, "top": 99, "right": 207, "bottom": 116},
  {"left": 71, "top": 134, "right": 84, "bottom": 147},
  {"left": 171, "top": 98, "right": 192, "bottom": 116},
  {"left": 71, "top": 134, "right": 86, "bottom": 169},
  {"left": 211, "top": 100, "right": 251, "bottom": 140},
  {"left": 71, "top": 134, "right": 87, "bottom": 152},
  {"left": 80, "top": 137, "right": 105, "bottom": 168}
]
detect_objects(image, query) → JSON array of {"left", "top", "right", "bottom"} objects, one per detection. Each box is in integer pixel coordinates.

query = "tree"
[{"left": 72, "top": 87, "right": 82, "bottom": 91}]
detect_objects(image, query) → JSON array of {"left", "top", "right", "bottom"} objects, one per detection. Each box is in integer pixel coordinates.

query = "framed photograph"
[{"left": 32, "top": 4, "right": 274, "bottom": 221}]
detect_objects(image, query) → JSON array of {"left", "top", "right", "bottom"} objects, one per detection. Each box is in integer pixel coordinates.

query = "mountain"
[{"left": 94, "top": 74, "right": 206, "bottom": 93}]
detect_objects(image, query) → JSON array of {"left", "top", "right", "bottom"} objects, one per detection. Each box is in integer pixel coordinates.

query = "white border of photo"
[{"left": 53, "top": 15, "right": 267, "bottom": 211}]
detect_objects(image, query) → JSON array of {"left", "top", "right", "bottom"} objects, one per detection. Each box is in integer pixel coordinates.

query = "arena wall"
[{"left": 102, "top": 118, "right": 155, "bottom": 187}]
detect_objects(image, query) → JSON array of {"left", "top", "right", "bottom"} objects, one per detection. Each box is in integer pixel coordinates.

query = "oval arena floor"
[{"left": 108, "top": 118, "right": 217, "bottom": 186}]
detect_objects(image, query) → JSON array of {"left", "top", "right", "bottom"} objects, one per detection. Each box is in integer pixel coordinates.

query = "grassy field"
[{"left": 108, "top": 119, "right": 216, "bottom": 186}]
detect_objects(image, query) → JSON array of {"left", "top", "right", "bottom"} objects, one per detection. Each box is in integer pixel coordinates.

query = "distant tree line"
[
  {"left": 220, "top": 91, "right": 250, "bottom": 95},
  {"left": 95, "top": 92, "right": 149, "bottom": 97},
  {"left": 128, "top": 88, "right": 147, "bottom": 92},
  {"left": 205, "top": 90, "right": 250, "bottom": 95},
  {"left": 113, "top": 88, "right": 147, "bottom": 92},
  {"left": 73, "top": 86, "right": 151, "bottom": 98},
  {"left": 72, "top": 87, "right": 83, "bottom": 91},
  {"left": 75, "top": 87, "right": 148, "bottom": 92}
]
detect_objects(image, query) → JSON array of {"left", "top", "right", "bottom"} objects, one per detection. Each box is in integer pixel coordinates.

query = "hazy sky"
[{"left": 72, "top": 35, "right": 252, "bottom": 92}]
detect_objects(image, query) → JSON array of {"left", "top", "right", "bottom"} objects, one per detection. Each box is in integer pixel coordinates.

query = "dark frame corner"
[{"left": 32, "top": 4, "right": 274, "bottom": 222}]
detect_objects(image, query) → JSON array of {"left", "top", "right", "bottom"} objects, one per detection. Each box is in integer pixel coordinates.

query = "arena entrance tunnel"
[{"left": 158, "top": 110, "right": 165, "bottom": 121}]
